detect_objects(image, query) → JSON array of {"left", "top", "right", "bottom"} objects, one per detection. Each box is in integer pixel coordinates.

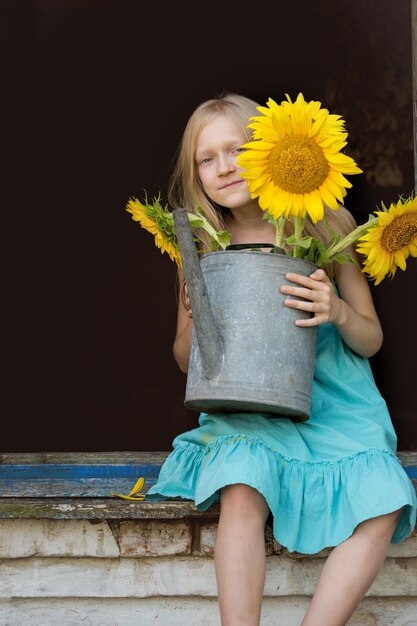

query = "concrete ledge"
[
  {"left": 1, "top": 552, "right": 417, "bottom": 598},
  {"left": 2, "top": 597, "right": 417, "bottom": 626}
]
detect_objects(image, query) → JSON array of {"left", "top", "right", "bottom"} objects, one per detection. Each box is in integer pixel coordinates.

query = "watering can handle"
[{"left": 172, "top": 208, "right": 223, "bottom": 379}]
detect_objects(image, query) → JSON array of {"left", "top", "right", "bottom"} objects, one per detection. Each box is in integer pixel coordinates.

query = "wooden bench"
[{"left": 0, "top": 452, "right": 415, "bottom": 625}]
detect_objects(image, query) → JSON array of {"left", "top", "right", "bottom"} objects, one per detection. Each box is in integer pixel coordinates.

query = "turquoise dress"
[{"left": 146, "top": 322, "right": 417, "bottom": 554}]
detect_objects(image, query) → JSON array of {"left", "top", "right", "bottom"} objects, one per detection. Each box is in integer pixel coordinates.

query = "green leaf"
[
  {"left": 209, "top": 240, "right": 222, "bottom": 251},
  {"left": 285, "top": 235, "right": 297, "bottom": 245},
  {"left": 295, "top": 236, "right": 313, "bottom": 250},
  {"left": 331, "top": 252, "right": 358, "bottom": 266},
  {"left": 285, "top": 235, "right": 313, "bottom": 250},
  {"left": 187, "top": 214, "right": 206, "bottom": 228},
  {"left": 216, "top": 230, "right": 232, "bottom": 248}
]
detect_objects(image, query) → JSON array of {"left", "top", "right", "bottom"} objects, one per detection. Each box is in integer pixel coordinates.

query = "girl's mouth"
[{"left": 221, "top": 180, "right": 243, "bottom": 190}]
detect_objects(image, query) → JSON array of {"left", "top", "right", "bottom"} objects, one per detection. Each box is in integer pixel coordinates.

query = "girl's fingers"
[
  {"left": 284, "top": 269, "right": 329, "bottom": 289},
  {"left": 295, "top": 314, "right": 325, "bottom": 327},
  {"left": 281, "top": 284, "right": 332, "bottom": 304},
  {"left": 281, "top": 285, "right": 317, "bottom": 301},
  {"left": 281, "top": 270, "right": 334, "bottom": 326},
  {"left": 283, "top": 297, "right": 330, "bottom": 326},
  {"left": 283, "top": 298, "right": 316, "bottom": 311},
  {"left": 308, "top": 268, "right": 327, "bottom": 281},
  {"left": 281, "top": 270, "right": 332, "bottom": 303}
]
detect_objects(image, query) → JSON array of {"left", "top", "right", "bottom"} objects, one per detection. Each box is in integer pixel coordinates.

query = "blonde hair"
[
  {"left": 168, "top": 93, "right": 260, "bottom": 252},
  {"left": 169, "top": 92, "right": 360, "bottom": 280}
]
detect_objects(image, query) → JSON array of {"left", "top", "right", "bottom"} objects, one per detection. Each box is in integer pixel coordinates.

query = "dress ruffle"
[
  {"left": 146, "top": 323, "right": 416, "bottom": 554},
  {"left": 146, "top": 430, "right": 416, "bottom": 554}
]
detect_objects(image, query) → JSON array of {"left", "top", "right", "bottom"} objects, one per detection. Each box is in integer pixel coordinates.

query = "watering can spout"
[{"left": 173, "top": 208, "right": 223, "bottom": 379}]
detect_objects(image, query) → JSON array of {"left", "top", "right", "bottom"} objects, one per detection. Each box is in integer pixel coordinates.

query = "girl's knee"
[
  {"left": 355, "top": 507, "right": 403, "bottom": 544},
  {"left": 220, "top": 483, "right": 269, "bottom": 521}
]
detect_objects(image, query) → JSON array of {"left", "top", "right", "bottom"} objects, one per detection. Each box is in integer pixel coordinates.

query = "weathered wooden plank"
[
  {"left": 0, "top": 452, "right": 170, "bottom": 464},
  {"left": 0, "top": 477, "right": 157, "bottom": 498},
  {"left": 2, "top": 473, "right": 413, "bottom": 498},
  {"left": 0, "top": 498, "right": 220, "bottom": 520},
  {"left": 0, "top": 451, "right": 415, "bottom": 464},
  {"left": 397, "top": 451, "right": 417, "bottom": 465},
  {"left": 0, "top": 464, "right": 162, "bottom": 478},
  {"left": 0, "top": 464, "right": 161, "bottom": 497},
  {"left": 0, "top": 454, "right": 415, "bottom": 498}
]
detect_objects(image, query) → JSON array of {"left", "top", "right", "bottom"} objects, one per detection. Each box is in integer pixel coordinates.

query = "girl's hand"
[{"left": 280, "top": 268, "right": 341, "bottom": 327}]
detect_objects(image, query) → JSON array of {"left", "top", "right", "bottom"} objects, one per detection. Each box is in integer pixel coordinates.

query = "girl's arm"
[
  {"left": 173, "top": 267, "right": 193, "bottom": 373},
  {"left": 331, "top": 261, "right": 383, "bottom": 357},
  {"left": 281, "top": 262, "right": 383, "bottom": 358}
]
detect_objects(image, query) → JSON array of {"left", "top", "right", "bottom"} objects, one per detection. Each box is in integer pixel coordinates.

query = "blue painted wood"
[
  {"left": 405, "top": 465, "right": 417, "bottom": 478},
  {"left": 0, "top": 464, "right": 162, "bottom": 498},
  {"left": 0, "top": 464, "right": 162, "bottom": 479},
  {"left": 0, "top": 462, "right": 415, "bottom": 498}
]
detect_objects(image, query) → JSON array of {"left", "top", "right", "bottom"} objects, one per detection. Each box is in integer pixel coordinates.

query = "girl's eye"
[
  {"left": 233, "top": 147, "right": 247, "bottom": 155},
  {"left": 200, "top": 157, "right": 213, "bottom": 165}
]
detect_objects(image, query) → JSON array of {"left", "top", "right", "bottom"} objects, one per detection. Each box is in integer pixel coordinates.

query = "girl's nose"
[{"left": 217, "top": 154, "right": 235, "bottom": 175}]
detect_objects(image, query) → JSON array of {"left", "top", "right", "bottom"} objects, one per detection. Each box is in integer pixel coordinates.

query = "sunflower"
[
  {"left": 237, "top": 93, "right": 362, "bottom": 223},
  {"left": 126, "top": 195, "right": 182, "bottom": 266},
  {"left": 356, "top": 196, "right": 417, "bottom": 284}
]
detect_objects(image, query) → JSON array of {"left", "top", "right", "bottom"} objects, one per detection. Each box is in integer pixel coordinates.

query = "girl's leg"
[
  {"left": 302, "top": 508, "right": 403, "bottom": 626},
  {"left": 214, "top": 483, "right": 270, "bottom": 626}
]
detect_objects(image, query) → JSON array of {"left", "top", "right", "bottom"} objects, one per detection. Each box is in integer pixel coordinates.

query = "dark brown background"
[{"left": 2, "top": 0, "right": 416, "bottom": 451}]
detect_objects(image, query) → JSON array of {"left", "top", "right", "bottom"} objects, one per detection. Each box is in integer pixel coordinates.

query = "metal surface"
[
  {"left": 173, "top": 208, "right": 318, "bottom": 421},
  {"left": 173, "top": 209, "right": 223, "bottom": 379}
]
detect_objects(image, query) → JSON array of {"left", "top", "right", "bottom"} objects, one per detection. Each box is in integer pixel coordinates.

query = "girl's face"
[{"left": 195, "top": 115, "right": 254, "bottom": 211}]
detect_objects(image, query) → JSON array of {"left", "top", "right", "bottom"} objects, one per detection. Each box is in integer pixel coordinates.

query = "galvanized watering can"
[{"left": 173, "top": 209, "right": 317, "bottom": 421}]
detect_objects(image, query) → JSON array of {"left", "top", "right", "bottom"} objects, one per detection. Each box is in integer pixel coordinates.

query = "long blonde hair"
[
  {"left": 168, "top": 93, "right": 260, "bottom": 252},
  {"left": 169, "top": 92, "right": 360, "bottom": 278}
]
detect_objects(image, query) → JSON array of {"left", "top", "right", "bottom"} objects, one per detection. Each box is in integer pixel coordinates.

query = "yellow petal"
[
  {"left": 128, "top": 476, "right": 145, "bottom": 496},
  {"left": 111, "top": 493, "right": 145, "bottom": 501}
]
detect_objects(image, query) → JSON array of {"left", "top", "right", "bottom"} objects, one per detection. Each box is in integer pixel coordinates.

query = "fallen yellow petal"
[
  {"left": 111, "top": 493, "right": 145, "bottom": 501},
  {"left": 128, "top": 476, "right": 145, "bottom": 497}
]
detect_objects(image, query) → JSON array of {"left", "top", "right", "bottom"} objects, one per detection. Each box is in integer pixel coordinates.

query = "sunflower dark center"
[
  {"left": 380, "top": 211, "right": 417, "bottom": 252},
  {"left": 268, "top": 135, "right": 329, "bottom": 194}
]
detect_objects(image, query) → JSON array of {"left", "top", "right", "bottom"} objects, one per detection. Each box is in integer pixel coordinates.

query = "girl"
[{"left": 146, "top": 93, "right": 417, "bottom": 625}]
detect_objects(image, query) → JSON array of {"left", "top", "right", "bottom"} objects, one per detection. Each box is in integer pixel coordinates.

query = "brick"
[
  {"left": 119, "top": 520, "right": 192, "bottom": 556},
  {"left": 198, "top": 523, "right": 217, "bottom": 556},
  {"left": 0, "top": 519, "right": 119, "bottom": 558},
  {"left": 198, "top": 522, "right": 275, "bottom": 556}
]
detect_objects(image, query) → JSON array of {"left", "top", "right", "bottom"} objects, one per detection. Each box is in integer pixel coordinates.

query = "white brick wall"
[{"left": 0, "top": 519, "right": 416, "bottom": 625}]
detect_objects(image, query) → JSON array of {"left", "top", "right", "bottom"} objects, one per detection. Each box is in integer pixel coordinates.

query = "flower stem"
[
  {"left": 274, "top": 216, "right": 286, "bottom": 249},
  {"left": 293, "top": 216, "right": 305, "bottom": 258},
  {"left": 187, "top": 212, "right": 230, "bottom": 249},
  {"left": 325, "top": 215, "right": 378, "bottom": 260}
]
